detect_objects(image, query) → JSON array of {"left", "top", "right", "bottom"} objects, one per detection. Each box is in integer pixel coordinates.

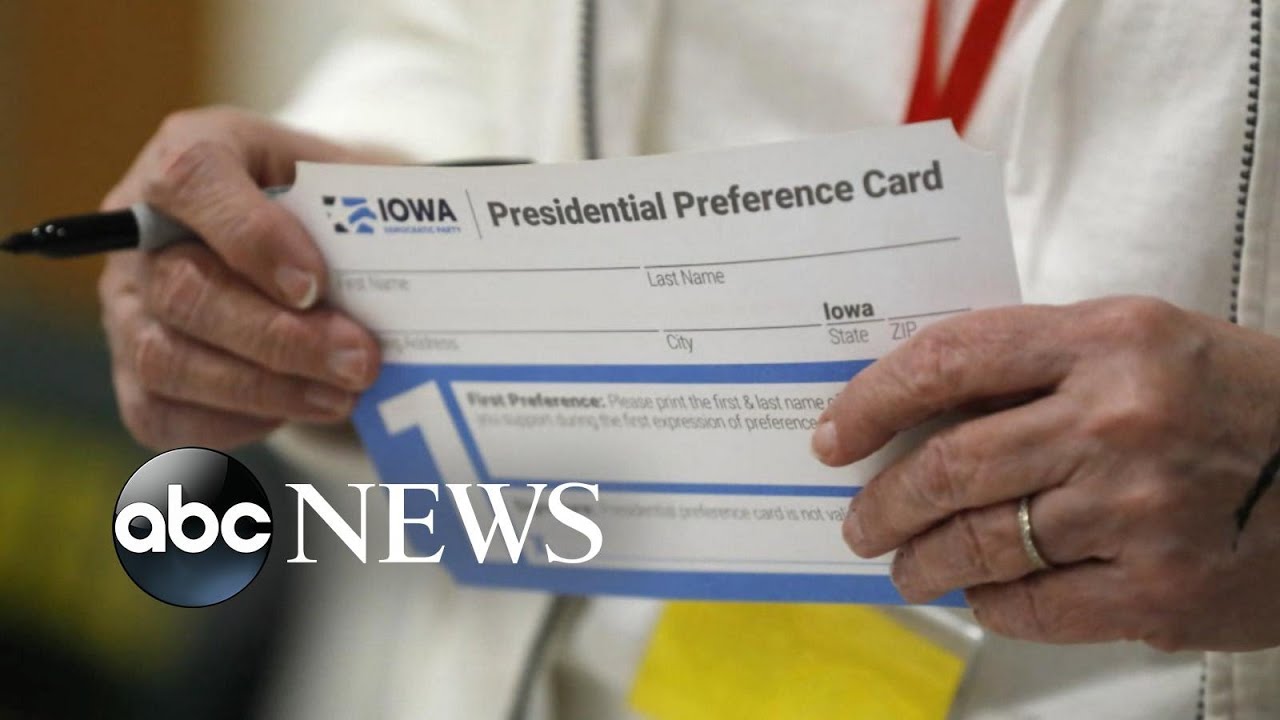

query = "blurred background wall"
[
  {"left": 206, "top": 0, "right": 347, "bottom": 111},
  {"left": 0, "top": 3, "right": 347, "bottom": 717}
]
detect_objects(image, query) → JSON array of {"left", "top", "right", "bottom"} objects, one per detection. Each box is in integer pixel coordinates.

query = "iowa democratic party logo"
[
  {"left": 323, "top": 194, "right": 462, "bottom": 235},
  {"left": 323, "top": 195, "right": 377, "bottom": 234}
]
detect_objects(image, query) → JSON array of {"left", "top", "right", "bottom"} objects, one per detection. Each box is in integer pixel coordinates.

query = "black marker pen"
[{"left": 2, "top": 202, "right": 207, "bottom": 258}]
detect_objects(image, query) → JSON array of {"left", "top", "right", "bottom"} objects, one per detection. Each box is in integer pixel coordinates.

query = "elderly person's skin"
[
  {"left": 97, "top": 108, "right": 388, "bottom": 449},
  {"left": 812, "top": 300, "right": 1280, "bottom": 651}
]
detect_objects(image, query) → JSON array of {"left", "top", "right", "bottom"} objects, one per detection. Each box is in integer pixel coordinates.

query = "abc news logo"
[{"left": 113, "top": 448, "right": 601, "bottom": 607}]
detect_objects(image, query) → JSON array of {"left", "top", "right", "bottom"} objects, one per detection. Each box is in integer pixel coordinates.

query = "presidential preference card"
[{"left": 279, "top": 122, "right": 1021, "bottom": 605}]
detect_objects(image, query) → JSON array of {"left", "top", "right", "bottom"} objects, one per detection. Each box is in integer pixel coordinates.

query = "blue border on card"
[{"left": 349, "top": 360, "right": 965, "bottom": 607}]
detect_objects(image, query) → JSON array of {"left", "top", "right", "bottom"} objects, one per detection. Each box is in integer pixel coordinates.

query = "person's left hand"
[{"left": 811, "top": 296, "right": 1280, "bottom": 652}]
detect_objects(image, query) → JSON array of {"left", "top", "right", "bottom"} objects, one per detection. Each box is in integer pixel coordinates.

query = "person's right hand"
[{"left": 98, "top": 107, "right": 391, "bottom": 450}]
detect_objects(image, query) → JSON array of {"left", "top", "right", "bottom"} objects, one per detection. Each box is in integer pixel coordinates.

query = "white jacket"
[{"left": 266, "top": 1, "right": 1280, "bottom": 718}]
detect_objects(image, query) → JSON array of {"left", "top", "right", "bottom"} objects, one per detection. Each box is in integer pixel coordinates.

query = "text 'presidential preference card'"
[{"left": 279, "top": 121, "right": 1021, "bottom": 605}]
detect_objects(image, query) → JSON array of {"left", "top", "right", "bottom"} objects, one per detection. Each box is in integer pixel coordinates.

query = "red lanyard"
[{"left": 904, "top": 0, "right": 1018, "bottom": 134}]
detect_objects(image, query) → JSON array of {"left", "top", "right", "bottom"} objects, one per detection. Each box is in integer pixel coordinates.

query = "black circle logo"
[{"left": 112, "top": 447, "right": 272, "bottom": 608}]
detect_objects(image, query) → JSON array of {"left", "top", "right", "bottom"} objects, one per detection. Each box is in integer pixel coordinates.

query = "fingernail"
[
  {"left": 305, "top": 385, "right": 352, "bottom": 415},
  {"left": 276, "top": 266, "right": 319, "bottom": 309},
  {"left": 845, "top": 510, "right": 865, "bottom": 550},
  {"left": 329, "top": 348, "right": 368, "bottom": 386},
  {"left": 811, "top": 420, "right": 837, "bottom": 462},
  {"left": 889, "top": 546, "right": 916, "bottom": 596}
]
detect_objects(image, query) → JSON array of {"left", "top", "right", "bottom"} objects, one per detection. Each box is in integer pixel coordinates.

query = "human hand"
[
  {"left": 811, "top": 296, "right": 1280, "bottom": 651},
  {"left": 99, "top": 107, "right": 389, "bottom": 450}
]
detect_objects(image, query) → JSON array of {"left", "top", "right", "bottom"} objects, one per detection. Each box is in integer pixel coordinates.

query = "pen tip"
[{"left": 2, "top": 230, "right": 35, "bottom": 253}]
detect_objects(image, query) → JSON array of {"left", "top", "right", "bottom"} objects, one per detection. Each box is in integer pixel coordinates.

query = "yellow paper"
[{"left": 630, "top": 602, "right": 965, "bottom": 720}]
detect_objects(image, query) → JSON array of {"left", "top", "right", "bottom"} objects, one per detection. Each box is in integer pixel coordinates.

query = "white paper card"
[{"left": 280, "top": 122, "right": 1020, "bottom": 604}]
